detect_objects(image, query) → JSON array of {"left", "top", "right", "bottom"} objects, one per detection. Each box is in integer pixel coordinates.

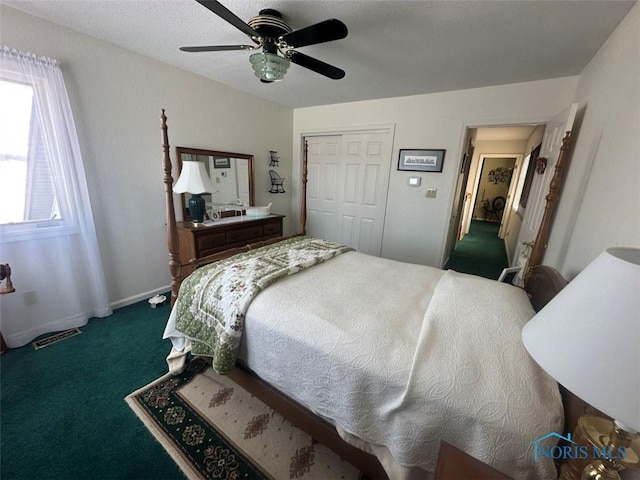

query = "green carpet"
[
  {"left": 0, "top": 297, "right": 183, "bottom": 479},
  {"left": 445, "top": 220, "right": 509, "bottom": 280}
]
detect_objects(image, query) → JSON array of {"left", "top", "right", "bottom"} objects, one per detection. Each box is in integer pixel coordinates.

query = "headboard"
[{"left": 526, "top": 264, "right": 568, "bottom": 312}]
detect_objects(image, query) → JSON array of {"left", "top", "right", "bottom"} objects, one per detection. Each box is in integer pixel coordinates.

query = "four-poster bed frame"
[{"left": 160, "top": 110, "right": 591, "bottom": 478}]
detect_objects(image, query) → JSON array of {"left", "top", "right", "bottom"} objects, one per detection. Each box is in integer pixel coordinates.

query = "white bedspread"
[{"left": 165, "top": 251, "right": 563, "bottom": 479}]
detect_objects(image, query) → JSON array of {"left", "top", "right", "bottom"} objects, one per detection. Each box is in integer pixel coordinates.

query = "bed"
[{"left": 159, "top": 110, "right": 588, "bottom": 479}]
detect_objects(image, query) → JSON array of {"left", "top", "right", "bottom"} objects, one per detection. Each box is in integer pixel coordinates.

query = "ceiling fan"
[{"left": 180, "top": 0, "right": 348, "bottom": 83}]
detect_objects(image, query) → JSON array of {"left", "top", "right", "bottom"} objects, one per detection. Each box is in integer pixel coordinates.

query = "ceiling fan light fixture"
[{"left": 249, "top": 52, "right": 290, "bottom": 82}]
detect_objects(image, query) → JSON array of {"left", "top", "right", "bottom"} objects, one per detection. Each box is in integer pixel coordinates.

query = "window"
[
  {"left": 0, "top": 45, "right": 111, "bottom": 343},
  {"left": 0, "top": 78, "right": 60, "bottom": 225}
]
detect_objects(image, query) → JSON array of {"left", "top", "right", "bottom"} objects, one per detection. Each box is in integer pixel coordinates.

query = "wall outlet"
[{"left": 425, "top": 188, "right": 437, "bottom": 198}]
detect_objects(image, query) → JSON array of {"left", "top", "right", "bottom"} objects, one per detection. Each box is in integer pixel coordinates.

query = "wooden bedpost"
[
  {"left": 161, "top": 109, "right": 181, "bottom": 306},
  {"left": 300, "top": 140, "right": 308, "bottom": 235},
  {"left": 525, "top": 131, "right": 572, "bottom": 287}
]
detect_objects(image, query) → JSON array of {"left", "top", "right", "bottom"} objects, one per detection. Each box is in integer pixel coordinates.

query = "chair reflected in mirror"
[{"left": 269, "top": 170, "right": 285, "bottom": 193}]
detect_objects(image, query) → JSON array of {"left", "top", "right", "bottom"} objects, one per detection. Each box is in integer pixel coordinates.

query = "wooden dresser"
[{"left": 176, "top": 214, "right": 284, "bottom": 278}]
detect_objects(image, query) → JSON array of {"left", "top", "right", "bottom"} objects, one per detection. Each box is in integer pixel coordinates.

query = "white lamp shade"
[
  {"left": 173, "top": 161, "right": 217, "bottom": 194},
  {"left": 522, "top": 247, "right": 640, "bottom": 431}
]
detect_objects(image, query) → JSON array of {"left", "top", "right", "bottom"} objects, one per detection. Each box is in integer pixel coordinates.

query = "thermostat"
[{"left": 407, "top": 176, "right": 422, "bottom": 187}]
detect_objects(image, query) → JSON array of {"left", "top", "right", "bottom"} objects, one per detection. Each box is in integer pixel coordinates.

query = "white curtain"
[{"left": 0, "top": 46, "right": 111, "bottom": 347}]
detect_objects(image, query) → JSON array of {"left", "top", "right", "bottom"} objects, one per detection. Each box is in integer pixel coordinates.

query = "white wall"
[
  {"left": 547, "top": 2, "right": 640, "bottom": 279},
  {"left": 0, "top": 6, "right": 294, "bottom": 308},
  {"left": 3, "top": 0, "right": 634, "bottom": 319},
  {"left": 293, "top": 78, "right": 578, "bottom": 267}
]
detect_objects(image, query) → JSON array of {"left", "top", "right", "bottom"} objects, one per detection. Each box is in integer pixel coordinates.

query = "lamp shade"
[
  {"left": 249, "top": 52, "right": 290, "bottom": 82},
  {"left": 173, "top": 161, "right": 216, "bottom": 194},
  {"left": 522, "top": 248, "right": 640, "bottom": 431}
]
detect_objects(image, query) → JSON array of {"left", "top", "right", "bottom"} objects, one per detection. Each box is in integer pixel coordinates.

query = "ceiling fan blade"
[
  {"left": 180, "top": 45, "right": 254, "bottom": 52},
  {"left": 288, "top": 51, "right": 345, "bottom": 80},
  {"left": 195, "top": 0, "right": 257, "bottom": 38},
  {"left": 281, "top": 19, "right": 348, "bottom": 48}
]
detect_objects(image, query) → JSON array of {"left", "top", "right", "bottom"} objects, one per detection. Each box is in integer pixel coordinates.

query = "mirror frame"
[{"left": 175, "top": 146, "right": 255, "bottom": 220}]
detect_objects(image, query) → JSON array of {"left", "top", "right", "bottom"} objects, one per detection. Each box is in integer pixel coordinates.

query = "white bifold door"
[{"left": 305, "top": 131, "right": 393, "bottom": 256}]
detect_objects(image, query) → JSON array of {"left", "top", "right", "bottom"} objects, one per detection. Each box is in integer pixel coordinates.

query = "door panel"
[
  {"left": 305, "top": 131, "right": 392, "bottom": 256},
  {"left": 513, "top": 103, "right": 578, "bottom": 276},
  {"left": 307, "top": 136, "right": 341, "bottom": 244}
]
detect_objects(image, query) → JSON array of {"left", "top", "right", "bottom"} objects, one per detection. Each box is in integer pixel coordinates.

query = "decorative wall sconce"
[
  {"left": 269, "top": 150, "right": 280, "bottom": 167},
  {"left": 535, "top": 156, "right": 548, "bottom": 174},
  {"left": 269, "top": 170, "right": 285, "bottom": 193}
]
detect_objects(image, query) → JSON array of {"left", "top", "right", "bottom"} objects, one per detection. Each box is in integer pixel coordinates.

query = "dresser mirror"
[{"left": 176, "top": 147, "right": 255, "bottom": 220}]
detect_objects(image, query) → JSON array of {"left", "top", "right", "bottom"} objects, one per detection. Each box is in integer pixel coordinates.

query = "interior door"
[
  {"left": 306, "top": 131, "right": 393, "bottom": 256},
  {"left": 513, "top": 103, "right": 578, "bottom": 274},
  {"left": 497, "top": 155, "right": 522, "bottom": 239},
  {"left": 306, "top": 135, "right": 342, "bottom": 244},
  {"left": 444, "top": 138, "right": 474, "bottom": 263}
]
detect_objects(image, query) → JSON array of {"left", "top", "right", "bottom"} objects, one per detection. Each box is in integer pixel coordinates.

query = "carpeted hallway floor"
[
  {"left": 0, "top": 298, "right": 183, "bottom": 479},
  {"left": 445, "top": 220, "right": 509, "bottom": 280}
]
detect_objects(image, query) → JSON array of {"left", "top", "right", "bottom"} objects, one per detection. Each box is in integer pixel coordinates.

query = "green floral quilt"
[{"left": 174, "top": 236, "right": 353, "bottom": 374}]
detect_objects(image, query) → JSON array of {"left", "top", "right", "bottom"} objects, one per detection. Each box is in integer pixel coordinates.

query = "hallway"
[{"left": 445, "top": 220, "right": 509, "bottom": 280}]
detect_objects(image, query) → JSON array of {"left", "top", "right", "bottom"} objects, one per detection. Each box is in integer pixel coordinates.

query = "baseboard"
[
  {"left": 4, "top": 314, "right": 89, "bottom": 349},
  {"left": 110, "top": 285, "right": 171, "bottom": 310}
]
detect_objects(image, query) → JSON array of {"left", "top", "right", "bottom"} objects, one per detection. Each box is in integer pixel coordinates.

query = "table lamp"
[
  {"left": 522, "top": 247, "right": 640, "bottom": 479},
  {"left": 173, "top": 161, "right": 217, "bottom": 225}
]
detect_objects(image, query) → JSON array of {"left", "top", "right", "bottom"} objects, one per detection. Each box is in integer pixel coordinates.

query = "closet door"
[
  {"left": 306, "top": 131, "right": 392, "bottom": 256},
  {"left": 306, "top": 135, "right": 343, "bottom": 244}
]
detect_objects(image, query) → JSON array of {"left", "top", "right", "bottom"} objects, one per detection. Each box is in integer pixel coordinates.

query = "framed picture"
[
  {"left": 213, "top": 157, "right": 231, "bottom": 169},
  {"left": 398, "top": 149, "right": 445, "bottom": 172},
  {"left": 498, "top": 266, "right": 522, "bottom": 284}
]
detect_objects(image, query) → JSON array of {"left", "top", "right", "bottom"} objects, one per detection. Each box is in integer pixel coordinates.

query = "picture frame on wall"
[{"left": 398, "top": 149, "right": 446, "bottom": 172}]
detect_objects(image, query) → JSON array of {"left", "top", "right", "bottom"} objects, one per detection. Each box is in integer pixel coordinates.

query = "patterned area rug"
[{"left": 126, "top": 358, "right": 364, "bottom": 480}]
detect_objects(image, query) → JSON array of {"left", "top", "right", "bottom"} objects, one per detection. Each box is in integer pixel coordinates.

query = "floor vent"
[{"left": 32, "top": 328, "right": 81, "bottom": 350}]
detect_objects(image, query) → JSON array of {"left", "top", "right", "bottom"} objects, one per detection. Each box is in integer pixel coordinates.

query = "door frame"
[{"left": 464, "top": 153, "right": 522, "bottom": 237}]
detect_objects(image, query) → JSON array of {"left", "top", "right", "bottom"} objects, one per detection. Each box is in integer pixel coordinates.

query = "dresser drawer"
[
  {"left": 263, "top": 221, "right": 282, "bottom": 236},
  {"left": 177, "top": 215, "right": 285, "bottom": 271},
  {"left": 226, "top": 225, "right": 264, "bottom": 244},
  {"left": 196, "top": 232, "right": 227, "bottom": 256}
]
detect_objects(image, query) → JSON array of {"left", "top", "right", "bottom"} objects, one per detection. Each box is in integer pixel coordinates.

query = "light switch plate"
[
  {"left": 407, "top": 176, "right": 422, "bottom": 187},
  {"left": 425, "top": 187, "right": 437, "bottom": 198}
]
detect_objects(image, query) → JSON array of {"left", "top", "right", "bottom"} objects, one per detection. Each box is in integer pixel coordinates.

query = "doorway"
[
  {"left": 471, "top": 156, "right": 517, "bottom": 227},
  {"left": 445, "top": 125, "right": 542, "bottom": 279}
]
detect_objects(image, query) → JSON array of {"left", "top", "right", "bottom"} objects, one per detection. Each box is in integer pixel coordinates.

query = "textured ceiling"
[{"left": 3, "top": 0, "right": 636, "bottom": 108}]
